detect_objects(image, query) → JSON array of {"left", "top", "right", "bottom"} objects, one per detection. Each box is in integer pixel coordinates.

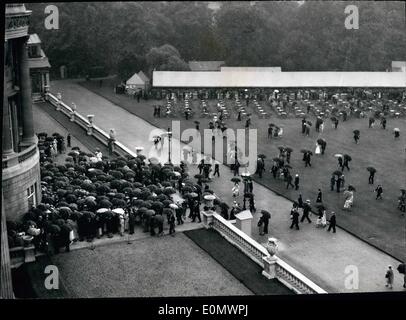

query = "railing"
[
  {"left": 2, "top": 142, "right": 38, "bottom": 169},
  {"left": 212, "top": 213, "right": 269, "bottom": 266},
  {"left": 46, "top": 92, "right": 139, "bottom": 159},
  {"left": 275, "top": 257, "right": 326, "bottom": 294},
  {"left": 9, "top": 246, "right": 25, "bottom": 268},
  {"left": 210, "top": 212, "right": 327, "bottom": 294}
]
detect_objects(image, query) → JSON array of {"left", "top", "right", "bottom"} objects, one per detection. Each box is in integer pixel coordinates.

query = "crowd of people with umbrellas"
[{"left": 6, "top": 134, "right": 243, "bottom": 254}]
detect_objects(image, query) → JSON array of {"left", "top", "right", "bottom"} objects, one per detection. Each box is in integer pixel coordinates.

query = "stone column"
[
  {"left": 19, "top": 37, "right": 36, "bottom": 146},
  {"left": 1, "top": 193, "right": 14, "bottom": 298},
  {"left": 3, "top": 73, "right": 14, "bottom": 156}
]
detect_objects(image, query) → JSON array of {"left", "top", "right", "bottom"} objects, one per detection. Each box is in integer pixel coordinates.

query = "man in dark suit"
[
  {"left": 286, "top": 173, "right": 294, "bottom": 189},
  {"left": 368, "top": 171, "right": 375, "bottom": 184},
  {"left": 330, "top": 175, "right": 336, "bottom": 191},
  {"left": 327, "top": 212, "right": 336, "bottom": 233},
  {"left": 316, "top": 189, "right": 323, "bottom": 203},
  {"left": 260, "top": 211, "right": 271, "bottom": 235},
  {"left": 294, "top": 174, "right": 300, "bottom": 190},
  {"left": 290, "top": 204, "right": 300, "bottom": 230},
  {"left": 301, "top": 200, "right": 312, "bottom": 223}
]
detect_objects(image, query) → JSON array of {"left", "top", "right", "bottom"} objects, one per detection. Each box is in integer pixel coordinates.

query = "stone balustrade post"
[
  {"left": 262, "top": 255, "right": 277, "bottom": 279},
  {"left": 87, "top": 114, "right": 94, "bottom": 135},
  {"left": 235, "top": 210, "right": 253, "bottom": 238},
  {"left": 70, "top": 103, "right": 77, "bottom": 122},
  {"left": 202, "top": 210, "right": 214, "bottom": 229},
  {"left": 56, "top": 92, "right": 62, "bottom": 110}
]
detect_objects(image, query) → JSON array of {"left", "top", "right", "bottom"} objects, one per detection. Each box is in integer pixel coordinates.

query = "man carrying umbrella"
[
  {"left": 343, "top": 154, "right": 351, "bottom": 171},
  {"left": 327, "top": 211, "right": 336, "bottom": 233},
  {"left": 260, "top": 210, "right": 271, "bottom": 236},
  {"left": 353, "top": 130, "right": 360, "bottom": 144},
  {"left": 301, "top": 200, "right": 312, "bottom": 223},
  {"left": 368, "top": 167, "right": 376, "bottom": 184}
]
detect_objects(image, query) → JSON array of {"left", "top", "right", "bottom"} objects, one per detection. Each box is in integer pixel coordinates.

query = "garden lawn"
[
  {"left": 48, "top": 233, "right": 252, "bottom": 297},
  {"left": 80, "top": 80, "right": 406, "bottom": 261}
]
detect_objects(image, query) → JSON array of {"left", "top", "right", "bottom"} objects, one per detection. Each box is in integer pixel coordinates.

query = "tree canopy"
[{"left": 26, "top": 1, "right": 406, "bottom": 79}]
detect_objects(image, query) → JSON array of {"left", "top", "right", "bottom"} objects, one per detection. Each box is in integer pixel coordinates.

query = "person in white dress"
[{"left": 315, "top": 143, "right": 321, "bottom": 155}]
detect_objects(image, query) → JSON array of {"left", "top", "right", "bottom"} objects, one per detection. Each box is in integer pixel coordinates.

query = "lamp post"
[
  {"left": 241, "top": 171, "right": 251, "bottom": 211},
  {"left": 167, "top": 127, "right": 172, "bottom": 164}
]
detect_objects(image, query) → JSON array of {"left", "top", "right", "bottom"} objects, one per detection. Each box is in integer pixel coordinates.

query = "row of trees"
[{"left": 26, "top": 1, "right": 406, "bottom": 80}]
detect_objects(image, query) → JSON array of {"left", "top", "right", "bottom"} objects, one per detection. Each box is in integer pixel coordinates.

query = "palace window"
[{"left": 27, "top": 184, "right": 37, "bottom": 209}]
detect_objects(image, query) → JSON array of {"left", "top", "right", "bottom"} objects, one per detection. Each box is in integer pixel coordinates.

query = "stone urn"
[
  {"left": 87, "top": 114, "right": 94, "bottom": 125},
  {"left": 203, "top": 194, "right": 216, "bottom": 210},
  {"left": 264, "top": 237, "right": 278, "bottom": 256}
]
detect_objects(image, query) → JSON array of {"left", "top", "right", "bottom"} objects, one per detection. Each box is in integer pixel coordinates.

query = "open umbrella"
[
  {"left": 261, "top": 210, "right": 271, "bottom": 218},
  {"left": 343, "top": 154, "right": 352, "bottom": 161},
  {"left": 284, "top": 164, "right": 292, "bottom": 169},
  {"left": 190, "top": 192, "right": 198, "bottom": 198},
  {"left": 366, "top": 167, "right": 376, "bottom": 173},
  {"left": 397, "top": 263, "right": 405, "bottom": 274},
  {"left": 231, "top": 177, "right": 241, "bottom": 183},
  {"left": 317, "top": 138, "right": 325, "bottom": 145},
  {"left": 347, "top": 185, "right": 356, "bottom": 191},
  {"left": 334, "top": 154, "right": 343, "bottom": 158},
  {"left": 169, "top": 203, "right": 179, "bottom": 209},
  {"left": 333, "top": 170, "right": 342, "bottom": 176},
  {"left": 112, "top": 208, "right": 125, "bottom": 215},
  {"left": 353, "top": 130, "right": 360, "bottom": 135},
  {"left": 203, "top": 194, "right": 216, "bottom": 201}
]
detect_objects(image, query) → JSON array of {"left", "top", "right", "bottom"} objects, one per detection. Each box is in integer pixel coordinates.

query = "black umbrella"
[
  {"left": 333, "top": 170, "right": 342, "bottom": 176},
  {"left": 397, "top": 263, "right": 405, "bottom": 274},
  {"left": 353, "top": 130, "right": 360, "bottom": 135},
  {"left": 317, "top": 138, "right": 325, "bottom": 145},
  {"left": 231, "top": 177, "right": 241, "bottom": 183},
  {"left": 367, "top": 167, "right": 376, "bottom": 173},
  {"left": 343, "top": 154, "right": 352, "bottom": 161},
  {"left": 261, "top": 210, "right": 271, "bottom": 218}
]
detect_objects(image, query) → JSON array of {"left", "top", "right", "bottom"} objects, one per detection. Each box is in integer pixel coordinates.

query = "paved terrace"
[{"left": 44, "top": 80, "right": 405, "bottom": 293}]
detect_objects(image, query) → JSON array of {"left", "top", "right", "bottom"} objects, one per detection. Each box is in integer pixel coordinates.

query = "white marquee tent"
[{"left": 153, "top": 71, "right": 406, "bottom": 88}]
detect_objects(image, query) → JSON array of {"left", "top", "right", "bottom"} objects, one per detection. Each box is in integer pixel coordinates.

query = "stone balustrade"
[{"left": 207, "top": 212, "right": 327, "bottom": 294}]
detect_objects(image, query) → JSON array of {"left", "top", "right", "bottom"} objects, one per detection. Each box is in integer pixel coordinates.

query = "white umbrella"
[
  {"left": 169, "top": 203, "right": 179, "bottom": 209},
  {"left": 173, "top": 171, "right": 181, "bottom": 177},
  {"left": 334, "top": 154, "right": 343, "bottom": 158},
  {"left": 204, "top": 194, "right": 216, "bottom": 201},
  {"left": 96, "top": 208, "right": 109, "bottom": 214},
  {"left": 112, "top": 208, "right": 125, "bottom": 215}
]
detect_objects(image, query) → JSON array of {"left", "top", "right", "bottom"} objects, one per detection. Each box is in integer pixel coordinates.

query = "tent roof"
[
  {"left": 138, "top": 70, "right": 149, "bottom": 83},
  {"left": 153, "top": 71, "right": 406, "bottom": 88},
  {"left": 126, "top": 73, "right": 145, "bottom": 86},
  {"left": 27, "top": 33, "right": 41, "bottom": 45},
  {"left": 28, "top": 49, "right": 51, "bottom": 69},
  {"left": 221, "top": 66, "right": 282, "bottom": 72},
  {"left": 188, "top": 61, "right": 225, "bottom": 71}
]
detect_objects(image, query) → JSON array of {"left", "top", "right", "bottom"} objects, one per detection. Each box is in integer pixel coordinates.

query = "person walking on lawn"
[
  {"left": 375, "top": 185, "right": 383, "bottom": 200},
  {"left": 316, "top": 189, "right": 323, "bottom": 203},
  {"left": 260, "top": 210, "right": 271, "bottom": 236},
  {"left": 290, "top": 204, "right": 300, "bottom": 230},
  {"left": 301, "top": 200, "right": 312, "bottom": 223},
  {"left": 294, "top": 174, "right": 300, "bottom": 190},
  {"left": 286, "top": 173, "right": 295, "bottom": 189},
  {"left": 327, "top": 211, "right": 336, "bottom": 233}
]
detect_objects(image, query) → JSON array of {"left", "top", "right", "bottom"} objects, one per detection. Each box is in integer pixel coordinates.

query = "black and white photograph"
[{"left": 1, "top": 0, "right": 406, "bottom": 314}]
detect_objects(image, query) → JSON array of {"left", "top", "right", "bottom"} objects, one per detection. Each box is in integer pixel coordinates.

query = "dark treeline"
[{"left": 26, "top": 1, "right": 406, "bottom": 79}]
